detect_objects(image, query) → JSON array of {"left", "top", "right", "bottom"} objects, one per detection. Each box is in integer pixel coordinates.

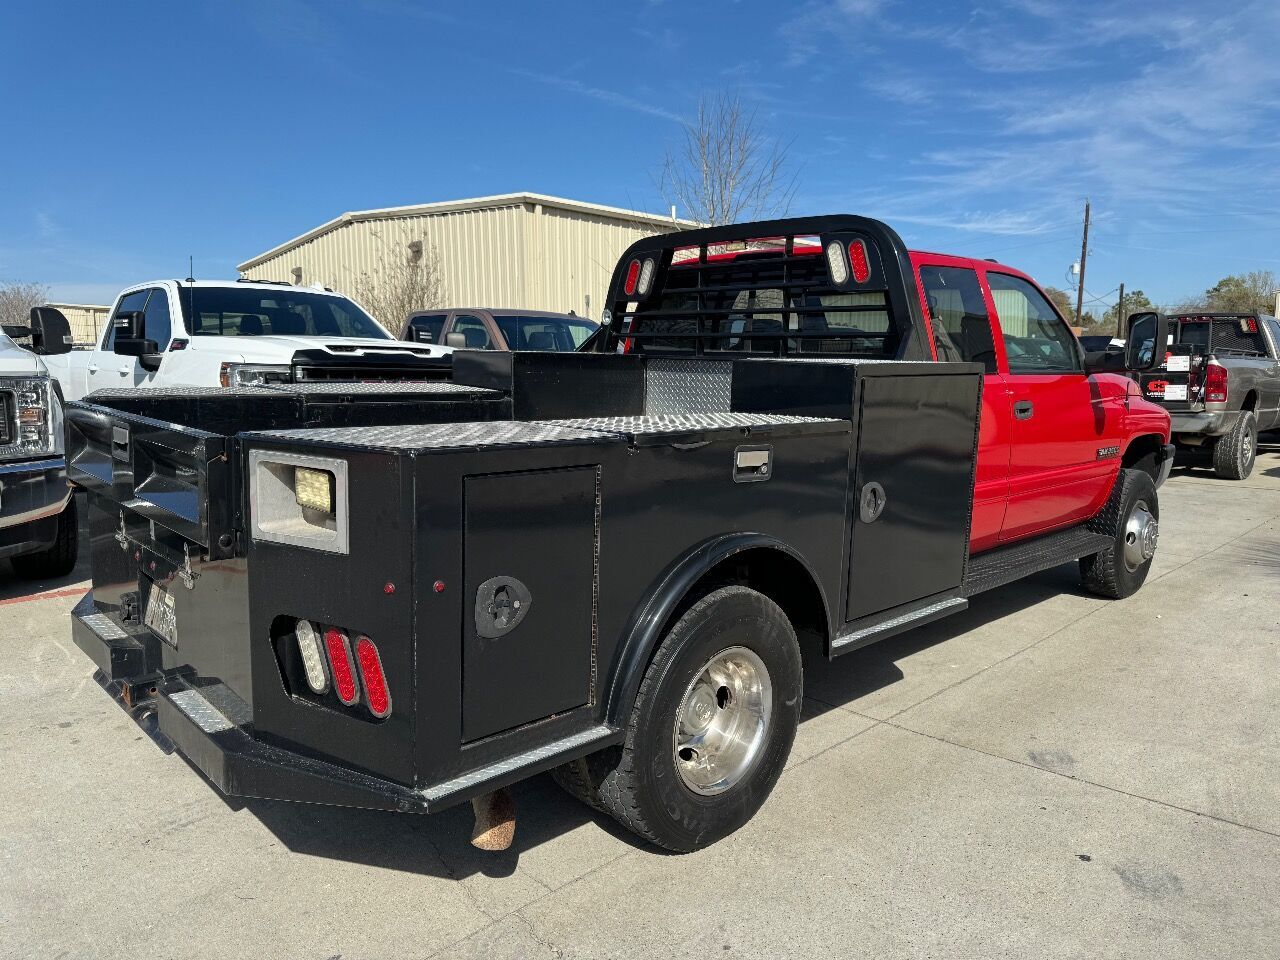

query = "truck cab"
[{"left": 43, "top": 280, "right": 454, "bottom": 401}]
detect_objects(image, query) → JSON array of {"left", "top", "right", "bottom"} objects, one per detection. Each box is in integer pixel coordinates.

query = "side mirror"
[
  {"left": 444, "top": 331, "right": 468, "bottom": 349},
  {"left": 27, "top": 307, "right": 74, "bottom": 355},
  {"left": 114, "top": 337, "right": 163, "bottom": 371},
  {"left": 112, "top": 310, "right": 146, "bottom": 344},
  {"left": 1124, "top": 312, "right": 1169, "bottom": 372},
  {"left": 2, "top": 324, "right": 32, "bottom": 339}
]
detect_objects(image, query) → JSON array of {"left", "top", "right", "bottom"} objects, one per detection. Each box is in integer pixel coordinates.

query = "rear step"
[{"left": 962, "top": 525, "right": 1112, "bottom": 597}]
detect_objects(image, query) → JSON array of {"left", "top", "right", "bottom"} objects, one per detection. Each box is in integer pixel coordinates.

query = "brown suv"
[{"left": 404, "top": 308, "right": 597, "bottom": 352}]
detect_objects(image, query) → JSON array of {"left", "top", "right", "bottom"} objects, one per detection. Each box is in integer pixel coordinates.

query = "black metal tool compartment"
[
  {"left": 463, "top": 466, "right": 598, "bottom": 741},
  {"left": 732, "top": 359, "right": 983, "bottom": 624}
]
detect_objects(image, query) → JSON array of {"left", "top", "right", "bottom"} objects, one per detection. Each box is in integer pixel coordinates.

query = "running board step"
[
  {"left": 421, "top": 724, "right": 622, "bottom": 811},
  {"left": 962, "top": 526, "right": 1112, "bottom": 597},
  {"left": 831, "top": 594, "right": 969, "bottom": 656}
]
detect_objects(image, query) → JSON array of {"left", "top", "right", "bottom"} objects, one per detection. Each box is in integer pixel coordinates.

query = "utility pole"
[
  {"left": 1074, "top": 199, "right": 1090, "bottom": 330},
  {"left": 1115, "top": 282, "right": 1125, "bottom": 339}
]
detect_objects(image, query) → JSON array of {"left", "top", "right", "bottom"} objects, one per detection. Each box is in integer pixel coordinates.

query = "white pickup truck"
[
  {"left": 0, "top": 312, "right": 76, "bottom": 579},
  {"left": 42, "top": 279, "right": 453, "bottom": 401}
]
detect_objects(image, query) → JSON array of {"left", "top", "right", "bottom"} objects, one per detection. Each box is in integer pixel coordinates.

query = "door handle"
[
  {"left": 86, "top": 364, "right": 99, "bottom": 374},
  {"left": 1014, "top": 400, "right": 1035, "bottom": 420}
]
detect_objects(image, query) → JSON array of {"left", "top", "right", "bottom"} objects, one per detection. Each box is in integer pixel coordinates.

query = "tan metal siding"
[
  {"left": 46, "top": 303, "right": 110, "bottom": 345},
  {"left": 241, "top": 201, "right": 678, "bottom": 324}
]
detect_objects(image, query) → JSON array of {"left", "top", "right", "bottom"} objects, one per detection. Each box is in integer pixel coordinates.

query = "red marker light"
[
  {"left": 623, "top": 259, "right": 641, "bottom": 296},
  {"left": 324, "top": 628, "right": 359, "bottom": 706},
  {"left": 355, "top": 635, "right": 392, "bottom": 719},
  {"left": 383, "top": 582, "right": 395, "bottom": 595},
  {"left": 848, "top": 240, "right": 871, "bottom": 283},
  {"left": 433, "top": 580, "right": 446, "bottom": 594}
]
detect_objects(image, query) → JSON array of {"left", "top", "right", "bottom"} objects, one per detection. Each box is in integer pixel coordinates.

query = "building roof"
[{"left": 237, "top": 192, "right": 696, "bottom": 272}]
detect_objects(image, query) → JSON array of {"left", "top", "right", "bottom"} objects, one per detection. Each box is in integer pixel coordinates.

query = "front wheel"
[
  {"left": 587, "top": 585, "right": 802, "bottom": 852},
  {"left": 1080, "top": 469, "right": 1158, "bottom": 599}
]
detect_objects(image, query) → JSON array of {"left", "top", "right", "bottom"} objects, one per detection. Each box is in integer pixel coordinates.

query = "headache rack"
[{"left": 599, "top": 215, "right": 932, "bottom": 361}]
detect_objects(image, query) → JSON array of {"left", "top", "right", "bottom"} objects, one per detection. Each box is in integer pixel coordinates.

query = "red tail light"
[
  {"left": 623, "top": 259, "right": 641, "bottom": 296},
  {"left": 324, "top": 627, "right": 359, "bottom": 706},
  {"left": 1204, "top": 362, "right": 1228, "bottom": 403},
  {"left": 354, "top": 636, "right": 392, "bottom": 719},
  {"left": 848, "top": 240, "right": 871, "bottom": 283}
]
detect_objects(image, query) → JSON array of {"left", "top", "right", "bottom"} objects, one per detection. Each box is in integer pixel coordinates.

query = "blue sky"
[{"left": 2, "top": 0, "right": 1278, "bottom": 312}]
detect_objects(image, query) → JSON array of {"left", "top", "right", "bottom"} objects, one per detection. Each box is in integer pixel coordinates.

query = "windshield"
[
  {"left": 179, "top": 287, "right": 391, "bottom": 340},
  {"left": 493, "top": 314, "right": 597, "bottom": 351}
]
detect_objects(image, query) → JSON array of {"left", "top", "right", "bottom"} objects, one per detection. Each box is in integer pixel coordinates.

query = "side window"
[
  {"left": 453, "top": 314, "right": 493, "bottom": 350},
  {"left": 142, "top": 288, "right": 173, "bottom": 348},
  {"left": 1266, "top": 319, "right": 1280, "bottom": 356},
  {"left": 410, "top": 313, "right": 447, "bottom": 344},
  {"left": 918, "top": 265, "right": 998, "bottom": 373},
  {"left": 987, "top": 273, "right": 1081, "bottom": 374},
  {"left": 103, "top": 290, "right": 151, "bottom": 348}
]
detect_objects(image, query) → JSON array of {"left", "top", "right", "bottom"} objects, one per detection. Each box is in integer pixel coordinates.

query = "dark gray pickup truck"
[{"left": 1135, "top": 313, "right": 1280, "bottom": 479}]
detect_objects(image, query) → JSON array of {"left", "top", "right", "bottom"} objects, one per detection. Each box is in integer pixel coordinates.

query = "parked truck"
[
  {"left": 405, "top": 307, "right": 597, "bottom": 352},
  {"left": 40, "top": 279, "right": 453, "bottom": 401},
  {"left": 66, "top": 216, "right": 1172, "bottom": 853},
  {"left": 0, "top": 310, "right": 77, "bottom": 578},
  {"left": 1133, "top": 312, "right": 1280, "bottom": 479}
]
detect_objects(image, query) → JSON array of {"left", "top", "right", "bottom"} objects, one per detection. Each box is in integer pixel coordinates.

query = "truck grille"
[{"left": 0, "top": 392, "right": 13, "bottom": 445}]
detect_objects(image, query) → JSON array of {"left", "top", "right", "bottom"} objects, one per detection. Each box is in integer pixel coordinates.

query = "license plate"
[
  {"left": 145, "top": 580, "right": 179, "bottom": 649},
  {"left": 1164, "top": 384, "right": 1188, "bottom": 400}
]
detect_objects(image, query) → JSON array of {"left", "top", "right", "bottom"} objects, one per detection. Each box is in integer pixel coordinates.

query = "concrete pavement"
[{"left": 2, "top": 447, "right": 1278, "bottom": 959}]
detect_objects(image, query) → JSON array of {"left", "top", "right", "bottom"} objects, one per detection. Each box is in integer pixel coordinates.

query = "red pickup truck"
[{"left": 67, "top": 216, "right": 1173, "bottom": 855}]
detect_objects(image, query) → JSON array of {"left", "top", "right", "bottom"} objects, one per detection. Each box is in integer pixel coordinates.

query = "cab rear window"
[{"left": 1172, "top": 316, "right": 1268, "bottom": 355}]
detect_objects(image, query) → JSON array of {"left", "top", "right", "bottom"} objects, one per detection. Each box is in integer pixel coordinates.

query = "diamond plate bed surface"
[
  {"left": 547, "top": 413, "right": 845, "bottom": 434},
  {"left": 252, "top": 420, "right": 621, "bottom": 450},
  {"left": 85, "top": 386, "right": 281, "bottom": 399},
  {"left": 266, "top": 381, "right": 498, "bottom": 396}
]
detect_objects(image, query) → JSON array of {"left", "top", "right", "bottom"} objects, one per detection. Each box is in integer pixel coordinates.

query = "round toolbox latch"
[{"left": 859, "top": 482, "right": 887, "bottom": 523}]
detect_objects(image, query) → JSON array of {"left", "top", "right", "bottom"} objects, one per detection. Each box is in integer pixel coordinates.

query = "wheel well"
[
  {"left": 1241, "top": 390, "right": 1258, "bottom": 412},
  {"left": 679, "top": 547, "right": 829, "bottom": 658},
  {"left": 1122, "top": 433, "right": 1166, "bottom": 483}
]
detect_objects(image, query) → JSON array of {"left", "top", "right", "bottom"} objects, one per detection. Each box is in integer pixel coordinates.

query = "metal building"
[
  {"left": 45, "top": 302, "right": 111, "bottom": 346},
  {"left": 236, "top": 193, "right": 693, "bottom": 328}
]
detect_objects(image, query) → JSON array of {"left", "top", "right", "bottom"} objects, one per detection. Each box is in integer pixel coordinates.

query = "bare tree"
[
  {"left": 659, "top": 92, "right": 796, "bottom": 226},
  {"left": 0, "top": 281, "right": 51, "bottom": 328},
  {"left": 333, "top": 230, "right": 445, "bottom": 335}
]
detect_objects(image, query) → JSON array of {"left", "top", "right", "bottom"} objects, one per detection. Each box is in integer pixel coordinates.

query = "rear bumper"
[
  {"left": 71, "top": 591, "right": 427, "bottom": 814},
  {"left": 1170, "top": 409, "right": 1239, "bottom": 437}
]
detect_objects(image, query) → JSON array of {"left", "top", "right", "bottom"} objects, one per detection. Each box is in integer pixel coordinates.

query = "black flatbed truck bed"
[{"left": 66, "top": 216, "right": 1164, "bottom": 852}]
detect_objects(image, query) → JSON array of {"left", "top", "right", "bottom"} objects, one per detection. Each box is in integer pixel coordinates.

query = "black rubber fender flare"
[{"left": 603, "top": 532, "right": 830, "bottom": 728}]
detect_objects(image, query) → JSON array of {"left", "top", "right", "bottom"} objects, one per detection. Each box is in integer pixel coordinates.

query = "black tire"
[
  {"left": 1080, "top": 469, "right": 1158, "bottom": 599},
  {"left": 587, "top": 585, "right": 802, "bottom": 852},
  {"left": 11, "top": 498, "right": 79, "bottom": 581},
  {"left": 1211, "top": 410, "right": 1257, "bottom": 480}
]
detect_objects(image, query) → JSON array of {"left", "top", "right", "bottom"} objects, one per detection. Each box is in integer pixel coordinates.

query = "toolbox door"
[
  {"left": 845, "top": 373, "right": 981, "bottom": 620},
  {"left": 462, "top": 466, "right": 598, "bottom": 742}
]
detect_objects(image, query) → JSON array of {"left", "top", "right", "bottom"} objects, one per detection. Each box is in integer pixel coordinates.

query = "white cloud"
[{"left": 507, "top": 68, "right": 685, "bottom": 124}]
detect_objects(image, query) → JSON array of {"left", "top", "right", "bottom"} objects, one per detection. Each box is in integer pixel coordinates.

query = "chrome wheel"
[
  {"left": 1123, "top": 498, "right": 1158, "bottom": 571},
  {"left": 672, "top": 646, "right": 772, "bottom": 796},
  {"left": 1242, "top": 430, "right": 1254, "bottom": 469}
]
